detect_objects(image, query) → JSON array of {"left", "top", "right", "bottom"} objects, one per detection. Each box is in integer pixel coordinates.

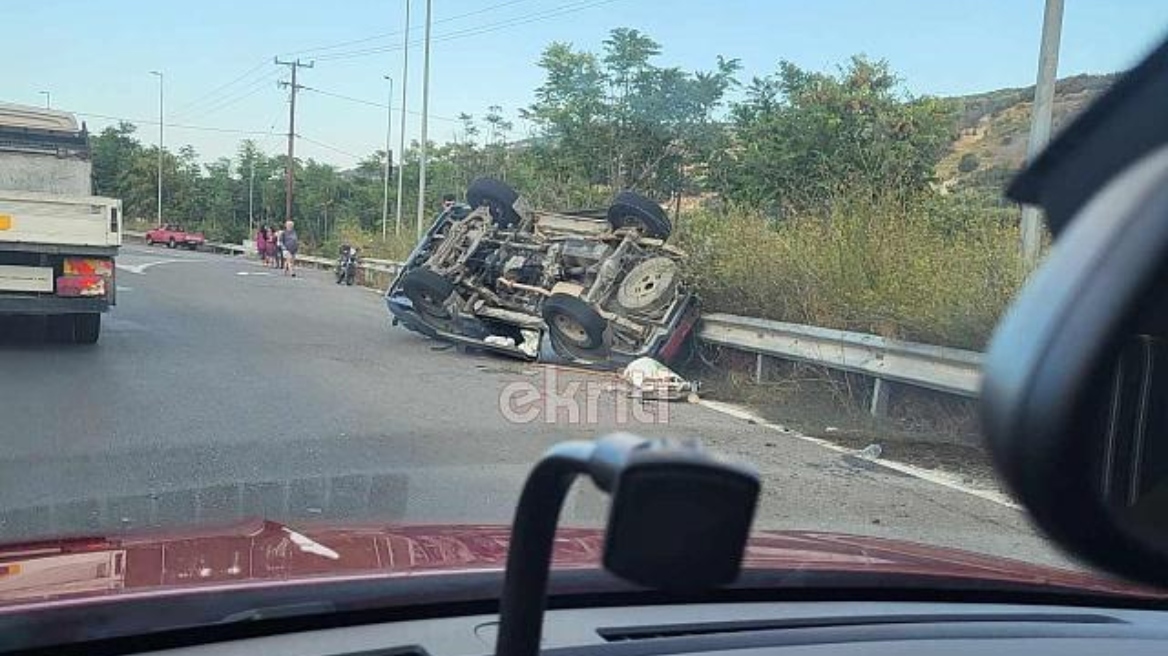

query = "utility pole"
[
  {"left": 1020, "top": 0, "right": 1064, "bottom": 268},
  {"left": 416, "top": 0, "right": 433, "bottom": 240},
  {"left": 275, "top": 58, "right": 313, "bottom": 227},
  {"left": 149, "top": 71, "right": 164, "bottom": 227},
  {"left": 382, "top": 75, "right": 394, "bottom": 241},
  {"left": 394, "top": 0, "right": 411, "bottom": 237}
]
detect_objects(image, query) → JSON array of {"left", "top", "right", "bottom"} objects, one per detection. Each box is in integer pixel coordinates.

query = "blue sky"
[{"left": 2, "top": 0, "right": 1167, "bottom": 168}]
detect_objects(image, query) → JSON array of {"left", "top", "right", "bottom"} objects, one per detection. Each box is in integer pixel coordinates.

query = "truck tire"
[
  {"left": 145, "top": 235, "right": 154, "bottom": 245},
  {"left": 542, "top": 294, "right": 607, "bottom": 351},
  {"left": 401, "top": 268, "right": 455, "bottom": 320},
  {"left": 606, "top": 190, "right": 672, "bottom": 240},
  {"left": 73, "top": 313, "right": 101, "bottom": 344},
  {"left": 616, "top": 257, "right": 680, "bottom": 313},
  {"left": 168, "top": 237, "right": 176, "bottom": 249},
  {"left": 467, "top": 177, "right": 522, "bottom": 228}
]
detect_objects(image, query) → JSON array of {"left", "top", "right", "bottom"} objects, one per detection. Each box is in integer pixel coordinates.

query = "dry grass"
[{"left": 676, "top": 195, "right": 1026, "bottom": 350}]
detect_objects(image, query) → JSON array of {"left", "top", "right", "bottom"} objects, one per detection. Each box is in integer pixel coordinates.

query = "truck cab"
[{"left": 0, "top": 103, "right": 121, "bottom": 343}]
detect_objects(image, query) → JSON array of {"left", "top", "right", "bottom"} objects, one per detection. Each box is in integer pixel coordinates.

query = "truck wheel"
[
  {"left": 467, "top": 177, "right": 523, "bottom": 228},
  {"left": 73, "top": 314, "right": 101, "bottom": 344},
  {"left": 606, "top": 190, "right": 672, "bottom": 240},
  {"left": 145, "top": 236, "right": 154, "bottom": 245},
  {"left": 168, "top": 238, "right": 176, "bottom": 249},
  {"left": 542, "top": 294, "right": 607, "bottom": 351},
  {"left": 617, "top": 257, "right": 680, "bottom": 313},
  {"left": 401, "top": 268, "right": 455, "bottom": 320}
]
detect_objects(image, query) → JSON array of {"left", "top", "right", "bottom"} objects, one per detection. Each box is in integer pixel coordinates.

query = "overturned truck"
[{"left": 385, "top": 178, "right": 698, "bottom": 368}]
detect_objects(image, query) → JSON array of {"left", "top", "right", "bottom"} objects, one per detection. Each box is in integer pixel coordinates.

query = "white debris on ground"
[{"left": 621, "top": 357, "right": 698, "bottom": 402}]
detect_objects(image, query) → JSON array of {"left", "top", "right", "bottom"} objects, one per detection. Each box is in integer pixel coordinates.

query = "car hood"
[{"left": 0, "top": 519, "right": 1155, "bottom": 610}]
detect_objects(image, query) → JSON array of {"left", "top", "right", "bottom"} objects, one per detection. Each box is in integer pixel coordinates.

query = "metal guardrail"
[{"left": 698, "top": 313, "right": 983, "bottom": 416}]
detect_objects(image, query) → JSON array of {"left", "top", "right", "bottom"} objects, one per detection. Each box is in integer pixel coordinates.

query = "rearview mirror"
[{"left": 982, "top": 36, "right": 1168, "bottom": 588}]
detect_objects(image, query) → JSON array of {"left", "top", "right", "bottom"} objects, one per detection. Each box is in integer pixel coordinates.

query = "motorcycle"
[{"left": 336, "top": 245, "right": 359, "bottom": 286}]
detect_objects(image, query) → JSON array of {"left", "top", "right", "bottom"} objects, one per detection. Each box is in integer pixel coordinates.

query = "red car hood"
[{"left": 0, "top": 519, "right": 1155, "bottom": 610}]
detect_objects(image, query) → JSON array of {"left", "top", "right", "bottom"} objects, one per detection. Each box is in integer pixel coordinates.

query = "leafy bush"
[{"left": 676, "top": 195, "right": 1025, "bottom": 350}]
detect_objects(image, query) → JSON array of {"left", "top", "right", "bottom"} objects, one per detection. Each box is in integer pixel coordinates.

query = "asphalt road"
[{"left": 0, "top": 245, "right": 1074, "bottom": 569}]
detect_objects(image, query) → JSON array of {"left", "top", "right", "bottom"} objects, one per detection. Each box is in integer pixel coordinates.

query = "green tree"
[{"left": 724, "top": 56, "right": 956, "bottom": 216}]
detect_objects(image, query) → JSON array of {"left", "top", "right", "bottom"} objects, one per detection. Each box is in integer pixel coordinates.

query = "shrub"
[{"left": 676, "top": 194, "right": 1025, "bottom": 350}]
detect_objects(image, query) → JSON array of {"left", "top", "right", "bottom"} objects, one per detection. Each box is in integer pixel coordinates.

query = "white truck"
[{"left": 0, "top": 103, "right": 121, "bottom": 343}]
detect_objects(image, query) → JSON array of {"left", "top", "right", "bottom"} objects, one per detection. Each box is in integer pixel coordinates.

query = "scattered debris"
[
  {"left": 857, "top": 443, "right": 884, "bottom": 460},
  {"left": 621, "top": 357, "right": 696, "bottom": 401}
]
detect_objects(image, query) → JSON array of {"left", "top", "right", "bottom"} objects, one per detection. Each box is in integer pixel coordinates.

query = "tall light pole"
[
  {"left": 149, "top": 70, "right": 164, "bottom": 227},
  {"left": 382, "top": 75, "right": 393, "bottom": 241},
  {"left": 1020, "top": 0, "right": 1064, "bottom": 268},
  {"left": 248, "top": 159, "right": 256, "bottom": 234},
  {"left": 415, "top": 0, "right": 432, "bottom": 241},
  {"left": 38, "top": 91, "right": 50, "bottom": 109},
  {"left": 394, "top": 0, "right": 411, "bottom": 237}
]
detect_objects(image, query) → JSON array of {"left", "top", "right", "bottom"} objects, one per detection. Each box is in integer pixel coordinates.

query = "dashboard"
[{"left": 138, "top": 600, "right": 1168, "bottom": 656}]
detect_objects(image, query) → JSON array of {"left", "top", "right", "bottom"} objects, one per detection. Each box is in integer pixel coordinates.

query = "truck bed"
[{"left": 0, "top": 190, "right": 122, "bottom": 251}]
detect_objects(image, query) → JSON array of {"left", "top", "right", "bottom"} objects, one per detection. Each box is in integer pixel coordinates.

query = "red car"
[{"left": 145, "top": 224, "right": 205, "bottom": 250}]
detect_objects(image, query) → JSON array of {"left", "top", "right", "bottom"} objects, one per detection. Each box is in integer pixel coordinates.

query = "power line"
[
  {"left": 169, "top": 60, "right": 272, "bottom": 118},
  {"left": 300, "top": 85, "right": 458, "bottom": 122},
  {"left": 311, "top": 0, "right": 622, "bottom": 63},
  {"left": 76, "top": 111, "right": 282, "bottom": 136},
  {"left": 296, "top": 133, "right": 367, "bottom": 160},
  {"left": 280, "top": 0, "right": 538, "bottom": 57},
  {"left": 192, "top": 70, "right": 282, "bottom": 120}
]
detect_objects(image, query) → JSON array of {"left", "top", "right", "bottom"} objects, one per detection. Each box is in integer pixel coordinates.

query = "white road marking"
[
  {"left": 116, "top": 261, "right": 176, "bottom": 275},
  {"left": 697, "top": 399, "right": 1021, "bottom": 510},
  {"left": 236, "top": 271, "right": 273, "bottom": 277},
  {"left": 116, "top": 286, "right": 133, "bottom": 292}
]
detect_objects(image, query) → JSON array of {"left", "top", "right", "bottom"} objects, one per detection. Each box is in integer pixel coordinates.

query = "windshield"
[{"left": 1, "top": 0, "right": 1167, "bottom": 610}]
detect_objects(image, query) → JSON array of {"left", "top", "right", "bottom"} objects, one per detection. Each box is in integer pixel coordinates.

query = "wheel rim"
[
  {"left": 552, "top": 313, "right": 590, "bottom": 347},
  {"left": 617, "top": 258, "right": 678, "bottom": 310}
]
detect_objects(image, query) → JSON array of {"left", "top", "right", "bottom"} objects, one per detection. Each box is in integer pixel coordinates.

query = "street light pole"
[
  {"left": 149, "top": 71, "right": 164, "bottom": 228},
  {"left": 394, "top": 0, "right": 411, "bottom": 237},
  {"left": 38, "top": 91, "right": 50, "bottom": 109},
  {"left": 416, "top": 0, "right": 432, "bottom": 241},
  {"left": 1020, "top": 0, "right": 1064, "bottom": 268},
  {"left": 248, "top": 159, "right": 256, "bottom": 234},
  {"left": 382, "top": 75, "right": 393, "bottom": 241}
]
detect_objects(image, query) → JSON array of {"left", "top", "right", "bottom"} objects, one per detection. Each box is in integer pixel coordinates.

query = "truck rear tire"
[{"left": 73, "top": 313, "right": 100, "bottom": 344}]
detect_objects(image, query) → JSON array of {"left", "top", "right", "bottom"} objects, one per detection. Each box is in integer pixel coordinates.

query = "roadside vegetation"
[{"left": 92, "top": 28, "right": 1109, "bottom": 351}]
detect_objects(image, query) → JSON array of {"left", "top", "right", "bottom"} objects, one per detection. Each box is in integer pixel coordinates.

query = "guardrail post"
[
  {"left": 754, "top": 353, "right": 764, "bottom": 384},
  {"left": 870, "top": 378, "right": 890, "bottom": 417}
]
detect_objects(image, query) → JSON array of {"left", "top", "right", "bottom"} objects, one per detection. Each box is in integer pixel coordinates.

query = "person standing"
[
  {"left": 273, "top": 227, "right": 285, "bottom": 270},
  {"left": 282, "top": 220, "right": 299, "bottom": 277},
  {"left": 256, "top": 225, "right": 270, "bottom": 266}
]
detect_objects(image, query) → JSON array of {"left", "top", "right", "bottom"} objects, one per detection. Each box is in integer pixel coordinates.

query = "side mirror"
[
  {"left": 495, "top": 434, "right": 758, "bottom": 656},
  {"left": 982, "top": 36, "right": 1168, "bottom": 588}
]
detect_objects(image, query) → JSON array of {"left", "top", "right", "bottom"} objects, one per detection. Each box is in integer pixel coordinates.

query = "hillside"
[{"left": 937, "top": 73, "right": 1119, "bottom": 193}]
